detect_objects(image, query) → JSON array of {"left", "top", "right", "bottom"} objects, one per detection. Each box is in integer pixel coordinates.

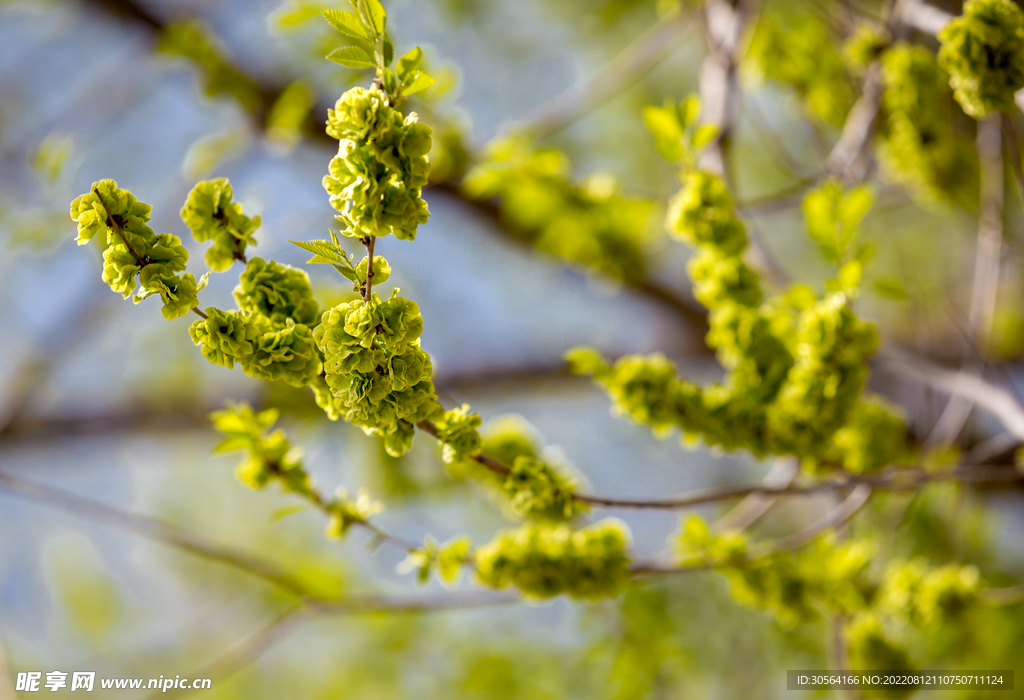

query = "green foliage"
[
  {"left": 570, "top": 169, "right": 910, "bottom": 474},
  {"left": 501, "top": 456, "right": 588, "bottom": 521},
  {"left": 938, "top": 0, "right": 1024, "bottom": 117},
  {"left": 879, "top": 44, "right": 978, "bottom": 208},
  {"left": 678, "top": 514, "right": 986, "bottom": 644},
  {"left": 313, "top": 291, "right": 442, "bottom": 454},
  {"left": 61, "top": 2, "right": 1024, "bottom": 688},
  {"left": 463, "top": 135, "right": 656, "bottom": 282},
  {"left": 191, "top": 308, "right": 322, "bottom": 387},
  {"left": 211, "top": 402, "right": 311, "bottom": 493},
  {"left": 843, "top": 24, "right": 891, "bottom": 71},
  {"left": 323, "top": 85, "right": 432, "bottom": 240},
  {"left": 801, "top": 180, "right": 873, "bottom": 265},
  {"left": 400, "top": 536, "right": 472, "bottom": 585},
  {"left": 267, "top": 81, "right": 315, "bottom": 148},
  {"left": 846, "top": 613, "right": 915, "bottom": 692},
  {"left": 234, "top": 257, "right": 319, "bottom": 325},
  {"left": 475, "top": 519, "right": 631, "bottom": 600},
  {"left": 324, "top": 487, "right": 384, "bottom": 539},
  {"left": 70, "top": 180, "right": 203, "bottom": 319},
  {"left": 433, "top": 404, "right": 483, "bottom": 463},
  {"left": 180, "top": 178, "right": 261, "bottom": 272},
  {"left": 746, "top": 11, "right": 856, "bottom": 127},
  {"left": 642, "top": 94, "right": 718, "bottom": 166}
]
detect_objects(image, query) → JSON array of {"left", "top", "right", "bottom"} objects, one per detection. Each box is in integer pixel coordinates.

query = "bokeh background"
[{"left": 1, "top": 0, "right": 1024, "bottom": 697}]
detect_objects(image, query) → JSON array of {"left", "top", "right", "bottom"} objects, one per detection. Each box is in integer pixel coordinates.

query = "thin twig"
[
  {"left": 361, "top": 236, "right": 375, "bottom": 302},
  {"left": 525, "top": 10, "right": 695, "bottom": 139},
  {"left": 0, "top": 471, "right": 318, "bottom": 599},
  {"left": 714, "top": 456, "right": 800, "bottom": 530},
  {"left": 143, "top": 591, "right": 521, "bottom": 699},
  {"left": 979, "top": 582, "right": 1024, "bottom": 605},
  {"left": 762, "top": 484, "right": 873, "bottom": 554},
  {"left": 878, "top": 347, "right": 1024, "bottom": 441},
  {"left": 1001, "top": 112, "right": 1024, "bottom": 215}
]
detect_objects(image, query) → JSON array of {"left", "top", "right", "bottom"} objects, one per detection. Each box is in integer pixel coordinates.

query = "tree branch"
[
  {"left": 0, "top": 470, "right": 317, "bottom": 599},
  {"left": 524, "top": 9, "right": 696, "bottom": 139}
]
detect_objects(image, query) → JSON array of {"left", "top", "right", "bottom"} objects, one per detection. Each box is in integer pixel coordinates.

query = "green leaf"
[
  {"left": 873, "top": 277, "right": 908, "bottom": 300},
  {"left": 382, "top": 33, "right": 394, "bottom": 67},
  {"left": 333, "top": 263, "right": 359, "bottom": 283},
  {"left": 212, "top": 435, "right": 251, "bottom": 454},
  {"left": 642, "top": 104, "right": 684, "bottom": 161},
  {"left": 691, "top": 123, "right": 720, "bottom": 150},
  {"left": 196, "top": 271, "right": 211, "bottom": 291},
  {"left": 397, "top": 46, "right": 423, "bottom": 82},
  {"left": 326, "top": 46, "right": 376, "bottom": 69},
  {"left": 401, "top": 71, "right": 435, "bottom": 97},
  {"left": 837, "top": 259, "right": 862, "bottom": 292},
  {"left": 270, "top": 504, "right": 311, "bottom": 522},
  {"left": 364, "top": 0, "right": 386, "bottom": 34},
  {"left": 679, "top": 94, "right": 702, "bottom": 128},
  {"left": 321, "top": 9, "right": 370, "bottom": 41},
  {"left": 839, "top": 185, "right": 874, "bottom": 232},
  {"left": 290, "top": 239, "right": 345, "bottom": 262}
]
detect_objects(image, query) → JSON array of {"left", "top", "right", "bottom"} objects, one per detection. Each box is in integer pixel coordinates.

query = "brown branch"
[
  {"left": 764, "top": 484, "right": 872, "bottom": 554},
  {"left": 428, "top": 180, "right": 711, "bottom": 339},
  {"left": 697, "top": 0, "right": 759, "bottom": 176},
  {"left": 0, "top": 470, "right": 316, "bottom": 599},
  {"left": 714, "top": 456, "right": 800, "bottom": 530},
  {"left": 878, "top": 347, "right": 1024, "bottom": 441}
]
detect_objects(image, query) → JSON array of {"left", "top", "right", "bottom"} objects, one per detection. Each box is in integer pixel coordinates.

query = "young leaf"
[
  {"left": 679, "top": 94, "right": 702, "bottom": 128},
  {"left": 873, "top": 277, "right": 908, "bottom": 300},
  {"left": 642, "top": 104, "right": 684, "bottom": 161},
  {"left": 333, "top": 263, "right": 360, "bottom": 283},
  {"left": 839, "top": 185, "right": 874, "bottom": 233},
  {"left": 397, "top": 46, "right": 423, "bottom": 82},
  {"left": 327, "top": 46, "right": 376, "bottom": 69},
  {"left": 270, "top": 504, "right": 311, "bottom": 522},
  {"left": 382, "top": 33, "right": 394, "bottom": 67},
  {"left": 290, "top": 239, "right": 345, "bottom": 262},
  {"left": 321, "top": 9, "right": 370, "bottom": 41},
  {"left": 364, "top": 0, "right": 387, "bottom": 34},
  {"left": 401, "top": 71, "right": 435, "bottom": 97},
  {"left": 691, "top": 123, "right": 720, "bottom": 150}
]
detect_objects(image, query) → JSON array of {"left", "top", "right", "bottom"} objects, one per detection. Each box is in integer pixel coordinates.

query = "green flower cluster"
[
  {"left": 746, "top": 12, "right": 856, "bottom": 127},
  {"left": 312, "top": 290, "right": 442, "bottom": 456},
  {"left": 210, "top": 402, "right": 311, "bottom": 494},
  {"left": 842, "top": 559, "right": 981, "bottom": 695},
  {"left": 875, "top": 557, "right": 981, "bottom": 627},
  {"left": 677, "top": 516, "right": 875, "bottom": 627},
  {"left": 475, "top": 519, "right": 631, "bottom": 600},
  {"left": 843, "top": 24, "right": 890, "bottom": 70},
  {"left": 70, "top": 180, "right": 202, "bottom": 319},
  {"left": 323, "top": 85, "right": 431, "bottom": 240},
  {"left": 189, "top": 258, "right": 323, "bottom": 387},
  {"left": 878, "top": 44, "right": 978, "bottom": 208},
  {"left": 234, "top": 257, "right": 319, "bottom": 325},
  {"left": 180, "top": 178, "right": 261, "bottom": 272},
  {"left": 501, "top": 456, "right": 587, "bottom": 521},
  {"left": 845, "top": 614, "right": 915, "bottom": 695},
  {"left": 570, "top": 172, "right": 910, "bottom": 474},
  {"left": 938, "top": 0, "right": 1024, "bottom": 117},
  {"left": 463, "top": 135, "right": 656, "bottom": 283},
  {"left": 432, "top": 404, "right": 483, "bottom": 463},
  {"left": 445, "top": 415, "right": 585, "bottom": 521}
]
